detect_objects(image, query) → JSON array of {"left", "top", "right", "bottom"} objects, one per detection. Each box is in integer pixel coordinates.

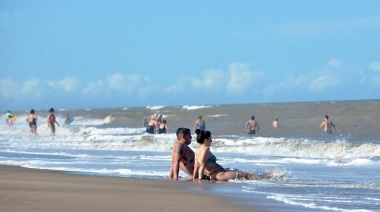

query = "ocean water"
[{"left": 1, "top": 100, "right": 380, "bottom": 211}]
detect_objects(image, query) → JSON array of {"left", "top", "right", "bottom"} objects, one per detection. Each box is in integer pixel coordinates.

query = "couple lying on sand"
[{"left": 169, "top": 128, "right": 272, "bottom": 181}]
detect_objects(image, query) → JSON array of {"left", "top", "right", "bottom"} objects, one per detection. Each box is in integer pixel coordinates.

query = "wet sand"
[{"left": 0, "top": 166, "right": 263, "bottom": 212}]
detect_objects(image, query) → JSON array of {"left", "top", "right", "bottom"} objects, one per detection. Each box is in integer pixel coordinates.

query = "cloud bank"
[{"left": 1, "top": 60, "right": 379, "bottom": 110}]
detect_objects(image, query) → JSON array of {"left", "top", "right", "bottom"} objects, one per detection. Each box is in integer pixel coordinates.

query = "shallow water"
[{"left": 1, "top": 100, "right": 380, "bottom": 211}]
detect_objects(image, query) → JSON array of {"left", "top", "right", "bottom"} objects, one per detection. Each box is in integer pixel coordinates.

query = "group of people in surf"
[
  {"left": 4, "top": 108, "right": 74, "bottom": 135},
  {"left": 142, "top": 114, "right": 172, "bottom": 134},
  {"left": 245, "top": 114, "right": 335, "bottom": 135},
  {"left": 143, "top": 114, "right": 206, "bottom": 135},
  {"left": 165, "top": 113, "right": 271, "bottom": 181},
  {"left": 167, "top": 114, "right": 336, "bottom": 182},
  {"left": 25, "top": 108, "right": 61, "bottom": 135}
]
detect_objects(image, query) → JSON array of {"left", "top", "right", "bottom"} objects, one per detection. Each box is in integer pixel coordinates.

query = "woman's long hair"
[{"left": 195, "top": 129, "right": 211, "bottom": 144}]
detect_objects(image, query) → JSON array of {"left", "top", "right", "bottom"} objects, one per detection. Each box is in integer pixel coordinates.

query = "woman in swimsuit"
[
  {"left": 193, "top": 129, "right": 270, "bottom": 181},
  {"left": 157, "top": 120, "right": 171, "bottom": 134},
  {"left": 26, "top": 109, "right": 38, "bottom": 134},
  {"left": 193, "top": 114, "right": 206, "bottom": 131},
  {"left": 47, "top": 108, "right": 60, "bottom": 134}
]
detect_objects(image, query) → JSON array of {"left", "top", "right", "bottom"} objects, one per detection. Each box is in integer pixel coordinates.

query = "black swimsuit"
[
  {"left": 157, "top": 127, "right": 166, "bottom": 134},
  {"left": 29, "top": 118, "right": 36, "bottom": 127}
]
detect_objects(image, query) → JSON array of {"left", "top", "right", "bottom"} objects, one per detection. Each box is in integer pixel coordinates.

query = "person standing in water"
[
  {"left": 7, "top": 115, "right": 14, "bottom": 127},
  {"left": 146, "top": 114, "right": 158, "bottom": 134},
  {"left": 64, "top": 114, "right": 72, "bottom": 126},
  {"left": 26, "top": 109, "right": 38, "bottom": 134},
  {"left": 142, "top": 117, "right": 148, "bottom": 127},
  {"left": 4, "top": 110, "right": 12, "bottom": 125},
  {"left": 246, "top": 115, "right": 259, "bottom": 135},
  {"left": 157, "top": 119, "right": 171, "bottom": 134},
  {"left": 193, "top": 114, "right": 206, "bottom": 131},
  {"left": 273, "top": 118, "right": 279, "bottom": 128},
  {"left": 319, "top": 115, "right": 336, "bottom": 134},
  {"left": 47, "top": 108, "right": 60, "bottom": 134}
]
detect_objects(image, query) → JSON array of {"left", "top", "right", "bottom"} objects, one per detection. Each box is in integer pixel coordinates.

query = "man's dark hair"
[{"left": 176, "top": 128, "right": 190, "bottom": 139}]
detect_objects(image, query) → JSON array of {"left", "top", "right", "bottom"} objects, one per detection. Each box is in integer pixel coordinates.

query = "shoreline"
[{"left": 0, "top": 165, "right": 264, "bottom": 212}]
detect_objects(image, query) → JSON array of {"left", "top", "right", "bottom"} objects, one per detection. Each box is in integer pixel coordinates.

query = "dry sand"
[{"left": 0, "top": 166, "right": 262, "bottom": 212}]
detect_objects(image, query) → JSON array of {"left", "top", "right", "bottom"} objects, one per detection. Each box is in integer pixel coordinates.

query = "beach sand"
[{"left": 0, "top": 166, "right": 262, "bottom": 212}]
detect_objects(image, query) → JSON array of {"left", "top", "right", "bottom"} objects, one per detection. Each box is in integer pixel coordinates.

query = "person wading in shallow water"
[
  {"left": 146, "top": 114, "right": 158, "bottom": 134},
  {"left": 47, "top": 108, "right": 60, "bottom": 134},
  {"left": 246, "top": 115, "right": 259, "bottom": 135},
  {"left": 194, "top": 114, "right": 206, "bottom": 131},
  {"left": 319, "top": 115, "right": 336, "bottom": 134},
  {"left": 26, "top": 109, "right": 38, "bottom": 134}
]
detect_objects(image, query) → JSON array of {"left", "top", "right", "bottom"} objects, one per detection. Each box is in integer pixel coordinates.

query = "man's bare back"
[
  {"left": 320, "top": 115, "right": 336, "bottom": 134},
  {"left": 246, "top": 115, "right": 259, "bottom": 135}
]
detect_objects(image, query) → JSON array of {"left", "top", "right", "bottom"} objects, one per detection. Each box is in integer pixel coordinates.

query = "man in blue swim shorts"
[{"left": 146, "top": 114, "right": 158, "bottom": 134}]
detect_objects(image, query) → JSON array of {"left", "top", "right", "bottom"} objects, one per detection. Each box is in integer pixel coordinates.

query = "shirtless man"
[
  {"left": 246, "top": 115, "right": 259, "bottom": 135},
  {"left": 319, "top": 115, "right": 336, "bottom": 134},
  {"left": 169, "top": 128, "right": 195, "bottom": 180},
  {"left": 273, "top": 118, "right": 278, "bottom": 128},
  {"left": 146, "top": 114, "right": 158, "bottom": 134}
]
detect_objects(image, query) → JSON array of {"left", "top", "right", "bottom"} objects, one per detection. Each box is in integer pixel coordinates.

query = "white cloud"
[
  {"left": 21, "top": 78, "right": 40, "bottom": 95},
  {"left": 104, "top": 73, "right": 151, "bottom": 97},
  {"left": 60, "top": 76, "right": 79, "bottom": 92},
  {"left": 166, "top": 76, "right": 191, "bottom": 93},
  {"left": 309, "top": 75, "right": 340, "bottom": 92},
  {"left": 328, "top": 58, "right": 342, "bottom": 69},
  {"left": 0, "top": 78, "right": 19, "bottom": 98},
  {"left": 47, "top": 76, "right": 79, "bottom": 92},
  {"left": 365, "top": 61, "right": 380, "bottom": 88},
  {"left": 227, "top": 63, "right": 262, "bottom": 96},
  {"left": 283, "top": 74, "right": 310, "bottom": 88},
  {"left": 269, "top": 59, "right": 346, "bottom": 94},
  {"left": 106, "top": 73, "right": 125, "bottom": 91},
  {"left": 370, "top": 61, "right": 380, "bottom": 72},
  {"left": 167, "top": 63, "right": 262, "bottom": 96},
  {"left": 82, "top": 80, "right": 104, "bottom": 96},
  {"left": 191, "top": 69, "right": 225, "bottom": 91}
]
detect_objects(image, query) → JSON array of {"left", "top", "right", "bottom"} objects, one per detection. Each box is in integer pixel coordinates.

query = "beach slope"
[{"left": 0, "top": 166, "right": 259, "bottom": 212}]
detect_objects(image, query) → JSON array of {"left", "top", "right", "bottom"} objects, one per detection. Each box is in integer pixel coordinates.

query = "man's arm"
[
  {"left": 170, "top": 143, "right": 184, "bottom": 180},
  {"left": 331, "top": 121, "right": 336, "bottom": 131}
]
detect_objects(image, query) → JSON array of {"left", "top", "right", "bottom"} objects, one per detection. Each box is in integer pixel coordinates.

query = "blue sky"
[{"left": 1, "top": 0, "right": 380, "bottom": 110}]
